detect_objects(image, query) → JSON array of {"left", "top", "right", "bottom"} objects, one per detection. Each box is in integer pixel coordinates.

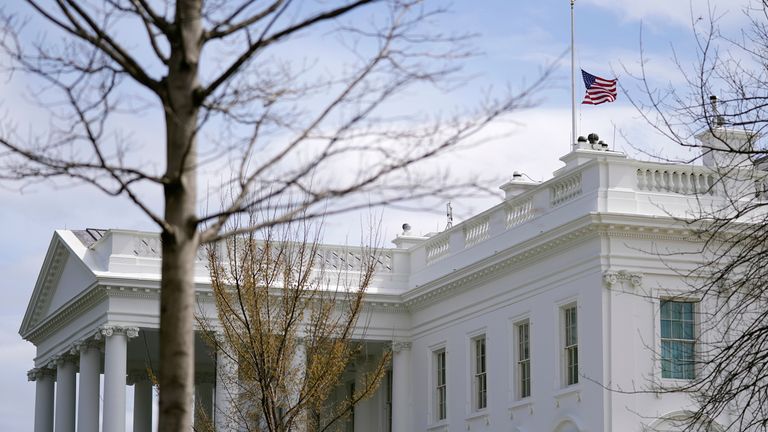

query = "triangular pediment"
[{"left": 19, "top": 231, "right": 97, "bottom": 339}]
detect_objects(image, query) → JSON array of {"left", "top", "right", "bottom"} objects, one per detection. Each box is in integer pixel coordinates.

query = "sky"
[{"left": 0, "top": 1, "right": 753, "bottom": 430}]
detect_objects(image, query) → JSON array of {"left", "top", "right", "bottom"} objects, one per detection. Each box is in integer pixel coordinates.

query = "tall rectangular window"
[
  {"left": 435, "top": 349, "right": 447, "bottom": 421},
  {"left": 563, "top": 304, "right": 578, "bottom": 385},
  {"left": 516, "top": 321, "right": 531, "bottom": 398},
  {"left": 660, "top": 300, "right": 695, "bottom": 379},
  {"left": 472, "top": 336, "right": 487, "bottom": 410}
]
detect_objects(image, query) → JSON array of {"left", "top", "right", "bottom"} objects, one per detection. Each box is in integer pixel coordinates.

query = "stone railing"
[
  {"left": 425, "top": 234, "right": 450, "bottom": 264},
  {"left": 636, "top": 168, "right": 717, "bottom": 195},
  {"left": 550, "top": 172, "right": 582, "bottom": 206},
  {"left": 93, "top": 231, "right": 398, "bottom": 274},
  {"left": 315, "top": 245, "right": 393, "bottom": 272},
  {"left": 506, "top": 198, "right": 534, "bottom": 229},
  {"left": 408, "top": 152, "right": 742, "bottom": 270},
  {"left": 129, "top": 235, "right": 209, "bottom": 261},
  {"left": 463, "top": 216, "right": 490, "bottom": 248}
]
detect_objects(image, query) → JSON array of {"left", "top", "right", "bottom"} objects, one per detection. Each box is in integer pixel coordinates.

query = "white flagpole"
[{"left": 570, "top": 0, "right": 577, "bottom": 150}]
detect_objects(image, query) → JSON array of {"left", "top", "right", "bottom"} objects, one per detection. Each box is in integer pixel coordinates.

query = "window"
[
  {"left": 435, "top": 349, "right": 447, "bottom": 421},
  {"left": 563, "top": 304, "right": 578, "bottom": 385},
  {"left": 660, "top": 300, "right": 695, "bottom": 379},
  {"left": 516, "top": 321, "right": 531, "bottom": 398},
  {"left": 472, "top": 336, "right": 487, "bottom": 410}
]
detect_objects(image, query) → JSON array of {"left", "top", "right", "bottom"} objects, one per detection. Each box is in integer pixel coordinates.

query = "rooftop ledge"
[{"left": 76, "top": 144, "right": 767, "bottom": 293}]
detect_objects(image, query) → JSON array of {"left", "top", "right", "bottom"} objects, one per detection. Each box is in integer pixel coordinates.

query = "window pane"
[
  {"left": 517, "top": 322, "right": 531, "bottom": 399},
  {"left": 435, "top": 350, "right": 447, "bottom": 420},
  {"left": 660, "top": 301, "right": 695, "bottom": 380}
]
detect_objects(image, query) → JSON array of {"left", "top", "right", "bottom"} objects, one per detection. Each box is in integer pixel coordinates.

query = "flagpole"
[{"left": 570, "top": 0, "right": 577, "bottom": 150}]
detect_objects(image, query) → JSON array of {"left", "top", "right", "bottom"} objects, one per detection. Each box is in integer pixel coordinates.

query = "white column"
[
  {"left": 29, "top": 368, "right": 55, "bottom": 432},
  {"left": 354, "top": 353, "right": 376, "bottom": 432},
  {"left": 215, "top": 349, "right": 236, "bottom": 432},
  {"left": 101, "top": 326, "right": 140, "bottom": 432},
  {"left": 194, "top": 375, "right": 215, "bottom": 430},
  {"left": 130, "top": 372, "right": 153, "bottom": 432},
  {"left": 78, "top": 342, "right": 101, "bottom": 432},
  {"left": 289, "top": 340, "right": 307, "bottom": 432},
  {"left": 55, "top": 355, "right": 78, "bottom": 432},
  {"left": 391, "top": 341, "right": 412, "bottom": 432}
]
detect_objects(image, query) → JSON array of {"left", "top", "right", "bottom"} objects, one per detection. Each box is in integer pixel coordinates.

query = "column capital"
[
  {"left": 97, "top": 325, "right": 140, "bottom": 339},
  {"left": 28, "top": 367, "right": 56, "bottom": 382},
  {"left": 391, "top": 341, "right": 412, "bottom": 353},
  {"left": 72, "top": 334, "right": 104, "bottom": 354},
  {"left": 50, "top": 353, "right": 78, "bottom": 369},
  {"left": 602, "top": 269, "right": 643, "bottom": 289}
]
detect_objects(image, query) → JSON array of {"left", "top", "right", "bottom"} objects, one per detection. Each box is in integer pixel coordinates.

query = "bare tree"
[
  {"left": 0, "top": 1, "right": 550, "bottom": 429},
  {"left": 198, "top": 213, "right": 387, "bottom": 432},
  {"left": 622, "top": 2, "right": 768, "bottom": 430}
]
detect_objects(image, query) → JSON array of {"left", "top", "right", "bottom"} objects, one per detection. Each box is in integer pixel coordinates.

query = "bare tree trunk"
[{"left": 159, "top": 1, "right": 202, "bottom": 430}]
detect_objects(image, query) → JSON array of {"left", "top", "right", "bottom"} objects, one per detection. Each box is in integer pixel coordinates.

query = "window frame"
[
  {"left": 659, "top": 299, "right": 697, "bottom": 380},
  {"left": 514, "top": 320, "right": 531, "bottom": 399},
  {"left": 561, "top": 302, "right": 579, "bottom": 387},
  {"left": 434, "top": 348, "right": 447, "bottom": 421},
  {"left": 471, "top": 335, "right": 488, "bottom": 411}
]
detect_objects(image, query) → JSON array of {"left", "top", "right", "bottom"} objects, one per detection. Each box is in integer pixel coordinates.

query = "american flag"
[{"left": 581, "top": 70, "right": 617, "bottom": 105}]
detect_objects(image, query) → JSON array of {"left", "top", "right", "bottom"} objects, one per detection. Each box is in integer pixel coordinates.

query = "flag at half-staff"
[{"left": 581, "top": 69, "right": 617, "bottom": 105}]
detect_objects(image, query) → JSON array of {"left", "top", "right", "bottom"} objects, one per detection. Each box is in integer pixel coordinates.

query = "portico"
[{"left": 20, "top": 229, "right": 410, "bottom": 432}]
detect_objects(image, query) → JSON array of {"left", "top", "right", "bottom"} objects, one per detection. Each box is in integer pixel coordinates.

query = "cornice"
[
  {"left": 23, "top": 282, "right": 106, "bottom": 344},
  {"left": 403, "top": 222, "right": 601, "bottom": 310},
  {"left": 22, "top": 213, "right": 702, "bottom": 347},
  {"left": 23, "top": 283, "right": 157, "bottom": 345},
  {"left": 402, "top": 214, "right": 698, "bottom": 310},
  {"left": 20, "top": 238, "right": 69, "bottom": 333}
]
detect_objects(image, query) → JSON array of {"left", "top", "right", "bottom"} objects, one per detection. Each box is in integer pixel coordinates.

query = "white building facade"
[{"left": 21, "top": 131, "right": 756, "bottom": 432}]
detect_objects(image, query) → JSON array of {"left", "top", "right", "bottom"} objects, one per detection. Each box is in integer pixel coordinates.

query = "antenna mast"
[{"left": 571, "top": 0, "right": 578, "bottom": 150}]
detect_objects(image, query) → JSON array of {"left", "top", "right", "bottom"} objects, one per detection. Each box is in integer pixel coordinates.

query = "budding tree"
[
  {"left": 0, "top": 0, "right": 549, "bottom": 429},
  {"left": 198, "top": 214, "right": 387, "bottom": 432}
]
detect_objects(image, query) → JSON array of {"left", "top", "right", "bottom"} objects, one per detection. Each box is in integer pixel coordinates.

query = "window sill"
[
  {"left": 508, "top": 398, "right": 533, "bottom": 418},
  {"left": 464, "top": 410, "right": 488, "bottom": 422},
  {"left": 426, "top": 420, "right": 448, "bottom": 431},
  {"left": 553, "top": 385, "right": 582, "bottom": 406},
  {"left": 657, "top": 378, "right": 694, "bottom": 390}
]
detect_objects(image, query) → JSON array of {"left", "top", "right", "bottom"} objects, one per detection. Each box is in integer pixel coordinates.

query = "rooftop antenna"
[
  {"left": 710, "top": 95, "right": 725, "bottom": 126},
  {"left": 445, "top": 201, "right": 454, "bottom": 230}
]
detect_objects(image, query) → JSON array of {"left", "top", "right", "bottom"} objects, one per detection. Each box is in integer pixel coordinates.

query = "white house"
[{"left": 21, "top": 129, "right": 759, "bottom": 432}]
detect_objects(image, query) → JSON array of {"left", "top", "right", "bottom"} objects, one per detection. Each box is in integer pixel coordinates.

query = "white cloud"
[{"left": 582, "top": 0, "right": 751, "bottom": 29}]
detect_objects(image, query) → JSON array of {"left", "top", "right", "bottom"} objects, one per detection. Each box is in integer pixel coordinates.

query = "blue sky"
[{"left": 0, "top": 1, "right": 751, "bottom": 430}]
